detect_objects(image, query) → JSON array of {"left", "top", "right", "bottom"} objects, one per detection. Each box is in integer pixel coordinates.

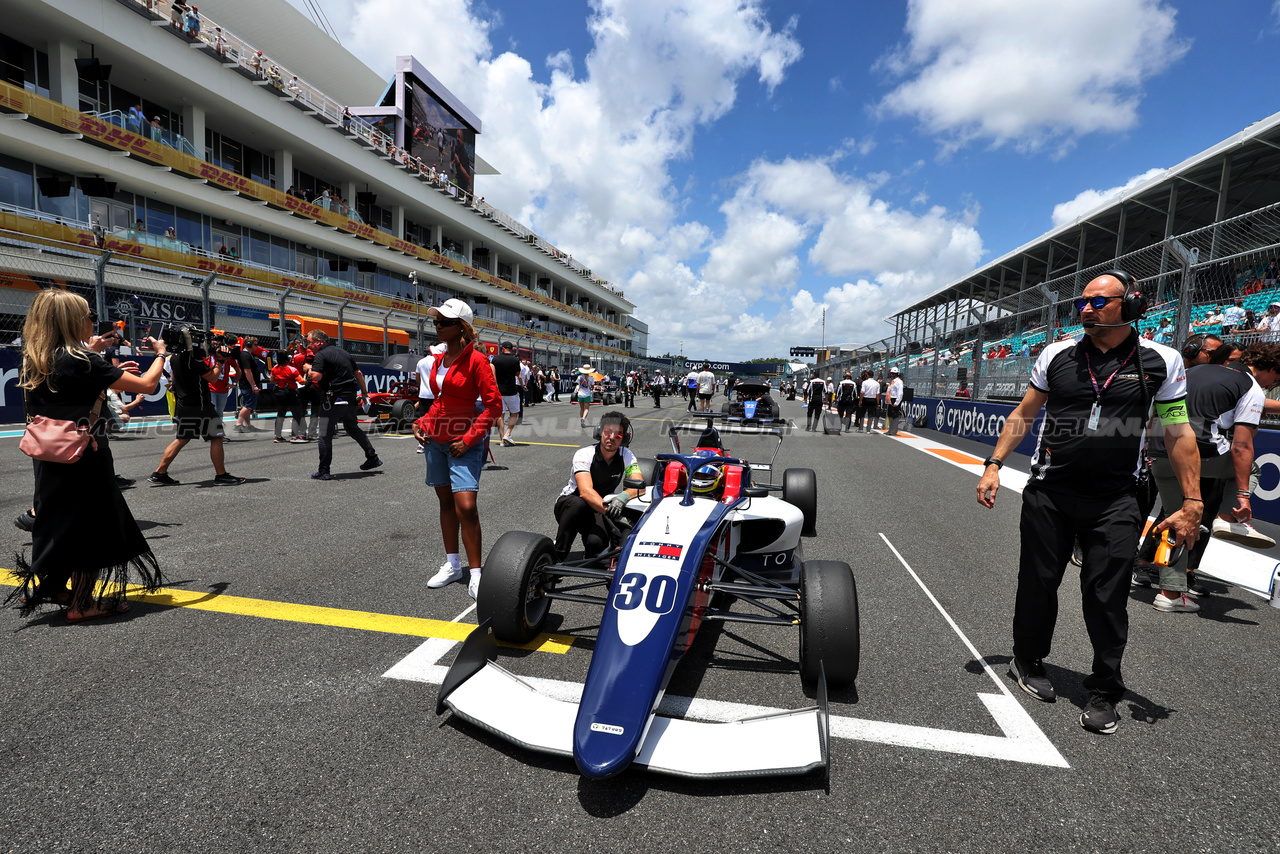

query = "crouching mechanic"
[{"left": 553, "top": 411, "right": 642, "bottom": 559}]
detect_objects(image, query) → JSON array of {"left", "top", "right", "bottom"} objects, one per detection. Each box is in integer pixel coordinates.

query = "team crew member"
[
  {"left": 623, "top": 372, "right": 637, "bottom": 408},
  {"left": 685, "top": 368, "right": 699, "bottom": 411},
  {"left": 651, "top": 372, "right": 664, "bottom": 408},
  {"left": 233, "top": 336, "right": 265, "bottom": 433},
  {"left": 803, "top": 374, "right": 826, "bottom": 431},
  {"left": 149, "top": 330, "right": 246, "bottom": 486},
  {"left": 886, "top": 368, "right": 904, "bottom": 427},
  {"left": 306, "top": 330, "right": 382, "bottom": 479},
  {"left": 1142, "top": 342, "right": 1274, "bottom": 613},
  {"left": 492, "top": 341, "right": 522, "bottom": 447},
  {"left": 857, "top": 371, "right": 879, "bottom": 433},
  {"left": 836, "top": 372, "right": 857, "bottom": 432},
  {"left": 977, "top": 270, "right": 1201, "bottom": 735},
  {"left": 269, "top": 351, "right": 306, "bottom": 443},
  {"left": 414, "top": 299, "right": 502, "bottom": 599},
  {"left": 292, "top": 344, "right": 320, "bottom": 440},
  {"left": 553, "top": 411, "right": 642, "bottom": 559}
]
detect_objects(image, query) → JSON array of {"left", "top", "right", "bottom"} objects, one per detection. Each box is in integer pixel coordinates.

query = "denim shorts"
[{"left": 424, "top": 437, "right": 485, "bottom": 492}]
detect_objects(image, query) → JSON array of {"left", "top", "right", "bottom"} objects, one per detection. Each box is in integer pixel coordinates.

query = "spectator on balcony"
[
  {"left": 133, "top": 218, "right": 145, "bottom": 232},
  {"left": 1222, "top": 299, "right": 1246, "bottom": 334},
  {"left": 342, "top": 107, "right": 352, "bottom": 130},
  {"left": 287, "top": 76, "right": 301, "bottom": 97},
  {"left": 171, "top": 0, "right": 188, "bottom": 30},
  {"left": 267, "top": 65, "right": 283, "bottom": 89},
  {"left": 214, "top": 26, "right": 225, "bottom": 55},
  {"left": 185, "top": 6, "right": 201, "bottom": 38},
  {"left": 164, "top": 227, "right": 176, "bottom": 239},
  {"left": 128, "top": 104, "right": 144, "bottom": 133},
  {"left": 1258, "top": 303, "right": 1280, "bottom": 338},
  {"left": 250, "top": 50, "right": 263, "bottom": 77}
]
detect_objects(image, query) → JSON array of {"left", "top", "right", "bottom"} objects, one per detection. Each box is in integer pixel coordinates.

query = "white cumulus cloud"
[
  {"left": 877, "top": 0, "right": 1190, "bottom": 153},
  {"left": 1050, "top": 167, "right": 1167, "bottom": 227}
]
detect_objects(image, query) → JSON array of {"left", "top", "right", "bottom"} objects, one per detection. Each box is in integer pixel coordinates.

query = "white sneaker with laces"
[
  {"left": 1153, "top": 591, "right": 1200, "bottom": 613},
  {"left": 468, "top": 570, "right": 481, "bottom": 600},
  {"left": 427, "top": 562, "right": 465, "bottom": 588},
  {"left": 1212, "top": 517, "right": 1276, "bottom": 548}
]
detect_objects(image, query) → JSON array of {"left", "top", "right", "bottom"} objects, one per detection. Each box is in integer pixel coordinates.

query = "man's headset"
[
  {"left": 593, "top": 412, "right": 633, "bottom": 447},
  {"left": 1081, "top": 269, "right": 1148, "bottom": 328},
  {"left": 1182, "top": 334, "right": 1208, "bottom": 361}
]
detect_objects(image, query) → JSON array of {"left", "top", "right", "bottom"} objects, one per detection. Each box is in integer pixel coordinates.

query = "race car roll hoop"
[{"left": 437, "top": 416, "right": 860, "bottom": 781}]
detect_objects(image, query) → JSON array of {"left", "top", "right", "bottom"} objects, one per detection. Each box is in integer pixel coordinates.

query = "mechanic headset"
[
  {"left": 595, "top": 411, "right": 633, "bottom": 447},
  {"left": 1182, "top": 333, "right": 1208, "bottom": 361},
  {"left": 1097, "top": 268, "right": 1148, "bottom": 323}
]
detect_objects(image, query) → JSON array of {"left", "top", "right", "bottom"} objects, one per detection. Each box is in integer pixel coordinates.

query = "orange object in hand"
[{"left": 1153, "top": 529, "right": 1178, "bottom": 566}]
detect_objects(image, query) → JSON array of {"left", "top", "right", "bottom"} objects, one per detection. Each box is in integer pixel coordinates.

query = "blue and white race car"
[{"left": 437, "top": 418, "right": 859, "bottom": 780}]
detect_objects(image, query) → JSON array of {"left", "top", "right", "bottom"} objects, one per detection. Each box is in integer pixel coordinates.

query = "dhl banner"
[{"left": 0, "top": 81, "right": 628, "bottom": 338}]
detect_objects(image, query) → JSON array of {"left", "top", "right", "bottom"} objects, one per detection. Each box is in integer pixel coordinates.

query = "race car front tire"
[
  {"left": 478, "top": 530, "right": 557, "bottom": 644},
  {"left": 783, "top": 468, "right": 818, "bottom": 536},
  {"left": 799, "top": 560, "right": 859, "bottom": 688}
]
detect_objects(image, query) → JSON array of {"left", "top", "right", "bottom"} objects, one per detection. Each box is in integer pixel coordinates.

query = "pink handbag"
[{"left": 19, "top": 395, "right": 103, "bottom": 464}]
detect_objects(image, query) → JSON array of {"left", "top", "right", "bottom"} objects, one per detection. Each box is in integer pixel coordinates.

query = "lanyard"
[{"left": 1084, "top": 343, "right": 1136, "bottom": 402}]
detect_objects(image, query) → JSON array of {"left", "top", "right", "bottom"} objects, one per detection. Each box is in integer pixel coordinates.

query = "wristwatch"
[{"left": 982, "top": 457, "right": 1004, "bottom": 470}]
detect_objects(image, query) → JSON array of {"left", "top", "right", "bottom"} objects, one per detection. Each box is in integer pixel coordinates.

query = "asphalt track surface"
[{"left": 2, "top": 395, "right": 1279, "bottom": 854}]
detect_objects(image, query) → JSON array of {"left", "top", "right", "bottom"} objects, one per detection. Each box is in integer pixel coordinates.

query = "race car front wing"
[{"left": 437, "top": 621, "right": 830, "bottom": 780}]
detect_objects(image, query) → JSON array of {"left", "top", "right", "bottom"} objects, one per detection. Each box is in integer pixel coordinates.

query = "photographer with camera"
[
  {"left": 148, "top": 327, "right": 246, "bottom": 486},
  {"left": 306, "top": 330, "right": 382, "bottom": 479}
]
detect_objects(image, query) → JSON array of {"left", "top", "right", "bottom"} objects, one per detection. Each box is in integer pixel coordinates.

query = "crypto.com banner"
[{"left": 906, "top": 395, "right": 1280, "bottom": 525}]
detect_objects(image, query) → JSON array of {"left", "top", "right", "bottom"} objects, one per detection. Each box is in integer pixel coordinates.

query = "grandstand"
[
  {"left": 0, "top": 0, "right": 658, "bottom": 377},
  {"left": 814, "top": 106, "right": 1280, "bottom": 401}
]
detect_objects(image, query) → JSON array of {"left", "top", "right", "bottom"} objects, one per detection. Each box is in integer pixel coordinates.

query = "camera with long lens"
[{"left": 161, "top": 325, "right": 206, "bottom": 356}]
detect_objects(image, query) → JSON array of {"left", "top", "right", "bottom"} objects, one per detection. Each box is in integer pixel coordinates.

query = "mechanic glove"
[{"left": 605, "top": 493, "right": 628, "bottom": 519}]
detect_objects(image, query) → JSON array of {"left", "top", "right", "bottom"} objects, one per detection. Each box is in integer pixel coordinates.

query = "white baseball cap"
[
  {"left": 428, "top": 298, "right": 474, "bottom": 325},
  {"left": 889, "top": 367, "right": 900, "bottom": 374}
]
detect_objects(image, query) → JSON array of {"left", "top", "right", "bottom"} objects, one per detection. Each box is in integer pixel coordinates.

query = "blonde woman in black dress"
[{"left": 8, "top": 289, "right": 167, "bottom": 621}]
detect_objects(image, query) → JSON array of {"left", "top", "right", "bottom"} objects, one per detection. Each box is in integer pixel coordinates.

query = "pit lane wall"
[
  {"left": 906, "top": 395, "right": 1280, "bottom": 526},
  {"left": 0, "top": 349, "right": 410, "bottom": 421}
]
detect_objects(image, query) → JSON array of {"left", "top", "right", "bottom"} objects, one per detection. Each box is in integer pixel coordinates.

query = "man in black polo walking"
[
  {"left": 977, "top": 271, "right": 1202, "bottom": 735},
  {"left": 306, "top": 330, "right": 382, "bottom": 480}
]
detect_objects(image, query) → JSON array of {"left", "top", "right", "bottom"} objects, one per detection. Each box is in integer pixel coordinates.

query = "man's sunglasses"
[
  {"left": 432, "top": 318, "right": 461, "bottom": 328},
  {"left": 1073, "top": 295, "right": 1122, "bottom": 312}
]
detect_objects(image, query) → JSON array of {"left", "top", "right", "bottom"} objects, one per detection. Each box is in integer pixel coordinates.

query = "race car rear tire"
[
  {"left": 394, "top": 399, "right": 417, "bottom": 431},
  {"left": 783, "top": 467, "right": 818, "bottom": 536},
  {"left": 478, "top": 530, "right": 557, "bottom": 644},
  {"left": 799, "top": 560, "right": 859, "bottom": 688},
  {"left": 637, "top": 457, "right": 660, "bottom": 487},
  {"left": 720, "top": 402, "right": 732, "bottom": 414}
]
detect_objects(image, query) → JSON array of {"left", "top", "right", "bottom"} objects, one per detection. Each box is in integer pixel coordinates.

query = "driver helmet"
[{"left": 690, "top": 463, "right": 724, "bottom": 495}]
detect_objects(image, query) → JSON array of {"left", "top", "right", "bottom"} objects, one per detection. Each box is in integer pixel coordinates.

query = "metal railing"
[{"left": 85, "top": 109, "right": 199, "bottom": 157}]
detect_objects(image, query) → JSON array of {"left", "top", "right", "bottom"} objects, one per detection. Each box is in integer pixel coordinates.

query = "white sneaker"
[
  {"left": 1153, "top": 591, "right": 1200, "bottom": 613},
  {"left": 427, "top": 562, "right": 465, "bottom": 588},
  {"left": 467, "top": 570, "right": 481, "bottom": 600},
  {"left": 1212, "top": 517, "right": 1276, "bottom": 548},
  {"left": 415, "top": 445, "right": 424, "bottom": 454}
]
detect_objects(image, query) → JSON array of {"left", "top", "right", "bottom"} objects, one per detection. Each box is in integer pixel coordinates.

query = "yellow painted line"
[
  {"left": 0, "top": 570, "right": 573, "bottom": 653},
  {"left": 517, "top": 441, "right": 581, "bottom": 448}
]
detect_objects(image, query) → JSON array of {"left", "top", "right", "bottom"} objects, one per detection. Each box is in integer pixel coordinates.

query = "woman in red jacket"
[{"left": 412, "top": 299, "right": 502, "bottom": 599}]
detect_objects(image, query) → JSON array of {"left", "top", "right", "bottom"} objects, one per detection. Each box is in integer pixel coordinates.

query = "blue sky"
[{"left": 286, "top": 0, "right": 1280, "bottom": 359}]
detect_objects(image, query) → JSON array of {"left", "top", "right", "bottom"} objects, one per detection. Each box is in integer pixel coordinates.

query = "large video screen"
[{"left": 405, "top": 79, "right": 475, "bottom": 196}]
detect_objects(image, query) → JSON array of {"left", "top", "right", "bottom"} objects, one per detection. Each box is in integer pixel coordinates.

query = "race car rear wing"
[{"left": 438, "top": 621, "right": 830, "bottom": 780}]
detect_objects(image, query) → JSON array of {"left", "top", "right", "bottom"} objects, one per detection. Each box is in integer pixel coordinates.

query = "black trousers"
[
  {"left": 855, "top": 400, "right": 875, "bottom": 430},
  {"left": 805, "top": 398, "right": 823, "bottom": 430},
  {"left": 554, "top": 494, "right": 610, "bottom": 556},
  {"left": 1013, "top": 486, "right": 1141, "bottom": 702},
  {"left": 624, "top": 388, "right": 635, "bottom": 407},
  {"left": 316, "top": 401, "right": 377, "bottom": 473},
  {"left": 837, "top": 399, "right": 856, "bottom": 429},
  {"left": 273, "top": 390, "right": 304, "bottom": 438},
  {"left": 652, "top": 389, "right": 662, "bottom": 407}
]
